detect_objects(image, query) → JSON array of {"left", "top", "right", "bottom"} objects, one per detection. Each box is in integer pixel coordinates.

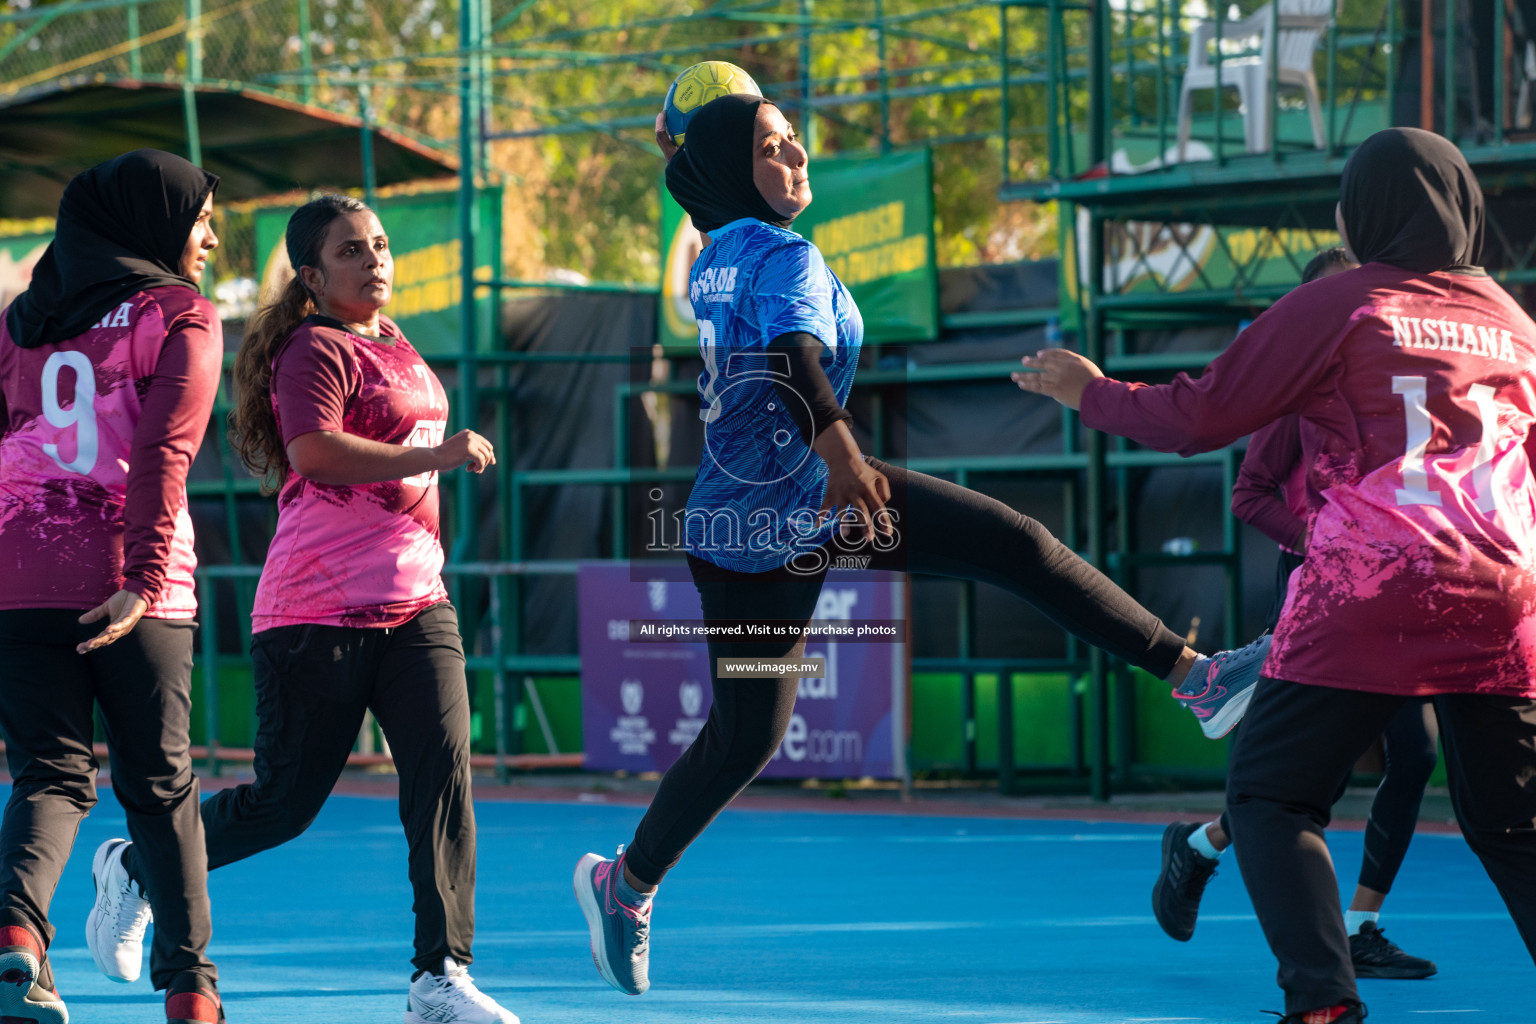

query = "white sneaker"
[
  {"left": 405, "top": 958, "right": 518, "bottom": 1024},
  {"left": 86, "top": 839, "right": 152, "bottom": 984}
]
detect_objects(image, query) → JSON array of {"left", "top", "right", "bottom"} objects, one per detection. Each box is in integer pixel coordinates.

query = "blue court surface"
[{"left": 34, "top": 785, "right": 1528, "bottom": 1023}]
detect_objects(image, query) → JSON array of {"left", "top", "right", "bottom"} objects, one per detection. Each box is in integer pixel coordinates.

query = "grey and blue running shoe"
[
  {"left": 574, "top": 847, "right": 651, "bottom": 995},
  {"left": 1173, "top": 633, "right": 1273, "bottom": 739}
]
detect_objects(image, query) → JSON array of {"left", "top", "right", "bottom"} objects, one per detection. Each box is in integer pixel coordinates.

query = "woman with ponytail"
[
  {"left": 93, "top": 194, "right": 517, "bottom": 1024},
  {"left": 0, "top": 149, "right": 225, "bottom": 1024}
]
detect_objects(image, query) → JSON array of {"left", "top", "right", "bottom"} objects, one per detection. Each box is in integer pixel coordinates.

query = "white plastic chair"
[{"left": 1175, "top": 0, "right": 1333, "bottom": 160}]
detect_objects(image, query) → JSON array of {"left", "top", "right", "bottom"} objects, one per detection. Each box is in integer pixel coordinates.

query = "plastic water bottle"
[{"left": 1045, "top": 316, "right": 1063, "bottom": 348}]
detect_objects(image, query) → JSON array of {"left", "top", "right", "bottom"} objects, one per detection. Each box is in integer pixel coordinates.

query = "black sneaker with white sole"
[
  {"left": 1350, "top": 922, "right": 1437, "bottom": 979},
  {"left": 1151, "top": 821, "right": 1219, "bottom": 942}
]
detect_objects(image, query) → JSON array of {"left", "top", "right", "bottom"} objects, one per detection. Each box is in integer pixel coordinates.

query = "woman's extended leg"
[
  {"left": 577, "top": 554, "right": 826, "bottom": 996},
  {"left": 195, "top": 624, "right": 370, "bottom": 869},
  {"left": 863, "top": 458, "right": 1190, "bottom": 676},
  {"left": 626, "top": 555, "right": 827, "bottom": 885}
]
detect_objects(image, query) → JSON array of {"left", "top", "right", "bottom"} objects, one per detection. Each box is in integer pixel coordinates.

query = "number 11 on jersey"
[{"left": 1394, "top": 375, "right": 1500, "bottom": 513}]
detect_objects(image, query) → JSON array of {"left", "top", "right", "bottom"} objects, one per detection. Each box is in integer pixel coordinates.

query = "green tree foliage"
[{"left": 0, "top": 0, "right": 1424, "bottom": 285}]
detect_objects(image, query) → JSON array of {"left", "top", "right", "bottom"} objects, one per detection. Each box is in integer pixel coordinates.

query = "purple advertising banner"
[{"left": 578, "top": 563, "right": 908, "bottom": 779}]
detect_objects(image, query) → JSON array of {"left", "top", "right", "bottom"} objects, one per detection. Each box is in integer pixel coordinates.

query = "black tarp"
[{"left": 0, "top": 83, "right": 457, "bottom": 216}]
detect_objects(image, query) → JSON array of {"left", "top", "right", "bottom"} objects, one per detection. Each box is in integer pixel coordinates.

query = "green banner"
[
  {"left": 0, "top": 231, "right": 51, "bottom": 315},
  {"left": 660, "top": 149, "right": 937, "bottom": 347},
  {"left": 256, "top": 187, "right": 501, "bottom": 355}
]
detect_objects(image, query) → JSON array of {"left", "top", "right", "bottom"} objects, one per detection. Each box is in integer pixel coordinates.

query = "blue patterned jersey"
[{"left": 683, "top": 218, "right": 864, "bottom": 573}]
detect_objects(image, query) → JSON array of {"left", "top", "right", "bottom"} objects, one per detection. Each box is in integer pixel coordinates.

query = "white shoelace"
[
  {"left": 419, "top": 962, "right": 506, "bottom": 1018},
  {"left": 112, "top": 879, "right": 152, "bottom": 939}
]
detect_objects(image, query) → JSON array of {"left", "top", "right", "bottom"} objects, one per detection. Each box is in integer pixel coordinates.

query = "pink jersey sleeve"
[
  {"left": 1231, "top": 414, "right": 1307, "bottom": 552},
  {"left": 272, "top": 329, "right": 357, "bottom": 443},
  {"left": 1080, "top": 281, "right": 1348, "bottom": 455},
  {"left": 120, "top": 289, "right": 222, "bottom": 604}
]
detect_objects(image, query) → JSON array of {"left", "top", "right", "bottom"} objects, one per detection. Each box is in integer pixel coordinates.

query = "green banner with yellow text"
[
  {"left": 256, "top": 187, "right": 501, "bottom": 355},
  {"left": 660, "top": 149, "right": 936, "bottom": 347}
]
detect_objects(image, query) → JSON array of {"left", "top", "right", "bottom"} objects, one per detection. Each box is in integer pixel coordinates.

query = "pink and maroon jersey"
[
  {"left": 251, "top": 315, "right": 449, "bottom": 631},
  {"left": 0, "top": 287, "right": 221, "bottom": 617},
  {"left": 1232, "top": 413, "right": 1309, "bottom": 554},
  {"left": 1082, "top": 263, "right": 1536, "bottom": 698}
]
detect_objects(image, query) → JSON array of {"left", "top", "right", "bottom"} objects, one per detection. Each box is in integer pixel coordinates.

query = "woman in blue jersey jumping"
[{"left": 573, "top": 94, "right": 1265, "bottom": 996}]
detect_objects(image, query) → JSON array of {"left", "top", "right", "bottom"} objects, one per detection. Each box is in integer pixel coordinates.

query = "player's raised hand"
[
  {"left": 77, "top": 589, "right": 150, "bottom": 654},
  {"left": 655, "top": 112, "right": 680, "bottom": 161}
]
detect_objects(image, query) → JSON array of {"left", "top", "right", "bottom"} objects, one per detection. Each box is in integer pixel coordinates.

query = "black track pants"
[
  {"left": 0, "top": 609, "right": 215, "bottom": 990},
  {"left": 1227, "top": 675, "right": 1536, "bottom": 1015},
  {"left": 165, "top": 601, "right": 475, "bottom": 974}
]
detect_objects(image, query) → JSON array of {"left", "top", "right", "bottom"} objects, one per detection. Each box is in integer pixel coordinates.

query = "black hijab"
[
  {"left": 6, "top": 149, "right": 220, "bottom": 349},
  {"left": 1338, "top": 128, "right": 1483, "bottom": 274},
  {"left": 665, "top": 94, "right": 793, "bottom": 233}
]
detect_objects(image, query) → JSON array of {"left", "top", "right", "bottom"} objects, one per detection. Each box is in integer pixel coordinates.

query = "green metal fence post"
[
  {"left": 1213, "top": 0, "right": 1224, "bottom": 165},
  {"left": 799, "top": 0, "right": 815, "bottom": 153},
  {"left": 491, "top": 573, "right": 510, "bottom": 783},
  {"left": 876, "top": 0, "right": 891, "bottom": 154},
  {"left": 182, "top": 0, "right": 202, "bottom": 168},
  {"left": 1444, "top": 0, "right": 1456, "bottom": 140},
  {"left": 359, "top": 82, "right": 378, "bottom": 210},
  {"left": 1386, "top": 0, "right": 1398, "bottom": 127},
  {"left": 1046, "top": 0, "right": 1060, "bottom": 178},
  {"left": 1495, "top": 2, "right": 1506, "bottom": 142},
  {"left": 128, "top": 0, "right": 142, "bottom": 79},
  {"left": 1325, "top": 10, "right": 1337, "bottom": 152},
  {"left": 1156, "top": 0, "right": 1167, "bottom": 160},
  {"left": 997, "top": 666, "right": 1015, "bottom": 794},
  {"left": 998, "top": 0, "right": 1008, "bottom": 180},
  {"left": 456, "top": 0, "right": 482, "bottom": 562},
  {"left": 1090, "top": 0, "right": 1109, "bottom": 165},
  {"left": 1085, "top": 207, "right": 1110, "bottom": 802},
  {"left": 1268, "top": 0, "right": 1279, "bottom": 159},
  {"left": 299, "top": 0, "right": 314, "bottom": 106}
]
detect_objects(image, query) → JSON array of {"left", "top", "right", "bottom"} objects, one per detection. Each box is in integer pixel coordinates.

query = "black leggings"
[
  {"left": 624, "top": 457, "right": 1190, "bottom": 884},
  {"left": 1358, "top": 698, "right": 1439, "bottom": 894}
]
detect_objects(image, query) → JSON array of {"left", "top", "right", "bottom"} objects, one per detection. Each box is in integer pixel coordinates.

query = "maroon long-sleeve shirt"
[
  {"left": 1080, "top": 263, "right": 1536, "bottom": 698},
  {"left": 0, "top": 287, "right": 221, "bottom": 615},
  {"left": 1232, "top": 414, "right": 1309, "bottom": 554}
]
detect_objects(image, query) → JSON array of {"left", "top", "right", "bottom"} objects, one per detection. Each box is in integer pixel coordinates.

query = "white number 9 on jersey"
[{"left": 41, "top": 350, "right": 98, "bottom": 475}]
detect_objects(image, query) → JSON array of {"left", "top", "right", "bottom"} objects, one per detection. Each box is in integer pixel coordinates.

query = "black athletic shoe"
[
  {"left": 1351, "top": 921, "right": 1437, "bottom": 979},
  {"left": 1152, "top": 821, "right": 1219, "bottom": 941},
  {"left": 1271, "top": 1001, "right": 1367, "bottom": 1024}
]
